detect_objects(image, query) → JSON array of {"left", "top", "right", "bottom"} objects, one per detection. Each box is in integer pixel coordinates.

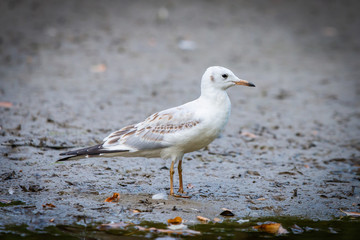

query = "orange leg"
[
  {"left": 169, "top": 160, "right": 175, "bottom": 195},
  {"left": 178, "top": 159, "right": 184, "bottom": 193}
]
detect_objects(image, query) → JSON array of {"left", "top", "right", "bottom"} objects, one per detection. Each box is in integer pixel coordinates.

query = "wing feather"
[{"left": 102, "top": 106, "right": 201, "bottom": 151}]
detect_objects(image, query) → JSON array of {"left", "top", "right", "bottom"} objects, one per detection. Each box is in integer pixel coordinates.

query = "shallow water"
[{"left": 1, "top": 217, "right": 359, "bottom": 240}]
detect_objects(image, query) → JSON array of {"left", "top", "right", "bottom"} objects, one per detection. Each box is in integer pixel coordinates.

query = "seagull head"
[{"left": 201, "top": 66, "right": 255, "bottom": 92}]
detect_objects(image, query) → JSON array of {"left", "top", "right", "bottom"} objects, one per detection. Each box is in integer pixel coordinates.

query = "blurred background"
[
  {"left": 0, "top": 0, "right": 359, "bottom": 147},
  {"left": 1, "top": 0, "right": 359, "bottom": 129},
  {"left": 0, "top": 0, "right": 359, "bottom": 223}
]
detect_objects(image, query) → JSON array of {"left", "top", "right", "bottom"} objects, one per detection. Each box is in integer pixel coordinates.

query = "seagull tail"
[{"left": 58, "top": 144, "right": 129, "bottom": 162}]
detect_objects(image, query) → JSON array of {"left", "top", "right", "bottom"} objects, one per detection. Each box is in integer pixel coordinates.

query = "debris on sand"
[
  {"left": 253, "top": 222, "right": 288, "bottom": 235},
  {"left": 20, "top": 184, "right": 44, "bottom": 192},
  {"left": 0, "top": 101, "right": 13, "bottom": 108},
  {"left": 167, "top": 216, "right": 183, "bottom": 225},
  {"left": 98, "top": 222, "right": 131, "bottom": 230},
  {"left": 91, "top": 63, "right": 107, "bottom": 73},
  {"left": 220, "top": 208, "right": 235, "bottom": 217},
  {"left": 177, "top": 39, "right": 197, "bottom": 51},
  {"left": 104, "top": 193, "right": 120, "bottom": 203},
  {"left": 340, "top": 209, "right": 360, "bottom": 217},
  {"left": 237, "top": 219, "right": 250, "bottom": 224},
  {"left": 152, "top": 192, "right": 168, "bottom": 200},
  {"left": 213, "top": 217, "right": 222, "bottom": 223},
  {"left": 197, "top": 215, "right": 210, "bottom": 223},
  {"left": 136, "top": 225, "right": 201, "bottom": 236},
  {"left": 42, "top": 203, "right": 56, "bottom": 209}
]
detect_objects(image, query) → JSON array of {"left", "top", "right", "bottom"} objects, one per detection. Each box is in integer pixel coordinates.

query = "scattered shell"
[
  {"left": 152, "top": 192, "right": 168, "bottom": 200},
  {"left": 197, "top": 215, "right": 210, "bottom": 223},
  {"left": 178, "top": 40, "right": 197, "bottom": 51},
  {"left": 8, "top": 186, "right": 14, "bottom": 195},
  {"left": 168, "top": 223, "right": 188, "bottom": 230},
  {"left": 241, "top": 131, "right": 257, "bottom": 139},
  {"left": 220, "top": 210, "right": 235, "bottom": 216},
  {"left": 98, "top": 222, "right": 130, "bottom": 230},
  {"left": 237, "top": 219, "right": 250, "bottom": 224}
]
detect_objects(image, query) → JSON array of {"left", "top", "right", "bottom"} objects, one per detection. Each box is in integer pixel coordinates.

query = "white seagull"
[{"left": 59, "top": 66, "right": 255, "bottom": 196}]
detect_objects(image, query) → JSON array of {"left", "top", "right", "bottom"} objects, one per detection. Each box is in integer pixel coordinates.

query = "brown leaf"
[
  {"left": 340, "top": 209, "right": 360, "bottom": 217},
  {"left": 104, "top": 193, "right": 120, "bottom": 203},
  {"left": 167, "top": 216, "right": 182, "bottom": 225},
  {"left": 42, "top": 203, "right": 56, "bottom": 208},
  {"left": 253, "top": 223, "right": 288, "bottom": 234},
  {"left": 197, "top": 215, "right": 210, "bottom": 223},
  {"left": 0, "top": 102, "right": 13, "bottom": 108},
  {"left": 254, "top": 223, "right": 280, "bottom": 233}
]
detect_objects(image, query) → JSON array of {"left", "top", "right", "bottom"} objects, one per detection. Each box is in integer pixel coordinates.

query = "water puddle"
[{"left": 1, "top": 217, "right": 359, "bottom": 239}]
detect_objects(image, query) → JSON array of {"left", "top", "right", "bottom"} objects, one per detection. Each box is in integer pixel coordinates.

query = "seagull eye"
[{"left": 222, "top": 74, "right": 228, "bottom": 79}]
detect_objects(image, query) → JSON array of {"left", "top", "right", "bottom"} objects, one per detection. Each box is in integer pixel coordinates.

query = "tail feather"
[
  {"left": 58, "top": 144, "right": 129, "bottom": 161},
  {"left": 59, "top": 144, "right": 103, "bottom": 156}
]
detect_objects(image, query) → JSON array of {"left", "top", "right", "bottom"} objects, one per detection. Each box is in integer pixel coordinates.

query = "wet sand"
[{"left": 0, "top": 0, "right": 359, "bottom": 229}]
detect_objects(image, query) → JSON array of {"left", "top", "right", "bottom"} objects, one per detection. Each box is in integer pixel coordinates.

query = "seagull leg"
[
  {"left": 178, "top": 159, "right": 184, "bottom": 193},
  {"left": 169, "top": 160, "right": 175, "bottom": 196},
  {"left": 171, "top": 154, "right": 189, "bottom": 198}
]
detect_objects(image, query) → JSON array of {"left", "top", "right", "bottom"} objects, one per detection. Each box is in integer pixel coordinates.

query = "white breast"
[{"left": 164, "top": 92, "right": 231, "bottom": 155}]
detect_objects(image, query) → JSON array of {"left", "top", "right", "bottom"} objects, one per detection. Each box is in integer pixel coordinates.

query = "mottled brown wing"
[{"left": 102, "top": 106, "right": 201, "bottom": 151}]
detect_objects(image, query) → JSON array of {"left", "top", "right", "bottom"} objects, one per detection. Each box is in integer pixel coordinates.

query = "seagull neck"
[{"left": 200, "top": 87, "right": 229, "bottom": 105}]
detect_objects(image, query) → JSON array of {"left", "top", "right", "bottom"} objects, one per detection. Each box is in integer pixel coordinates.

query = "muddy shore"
[{"left": 0, "top": 0, "right": 359, "bottom": 230}]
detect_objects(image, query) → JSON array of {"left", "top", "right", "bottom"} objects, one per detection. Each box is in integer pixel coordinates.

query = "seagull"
[{"left": 59, "top": 66, "right": 255, "bottom": 196}]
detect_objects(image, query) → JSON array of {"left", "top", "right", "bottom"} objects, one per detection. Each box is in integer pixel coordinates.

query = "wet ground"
[
  {"left": 1, "top": 217, "right": 360, "bottom": 239},
  {"left": 0, "top": 0, "right": 360, "bottom": 238}
]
